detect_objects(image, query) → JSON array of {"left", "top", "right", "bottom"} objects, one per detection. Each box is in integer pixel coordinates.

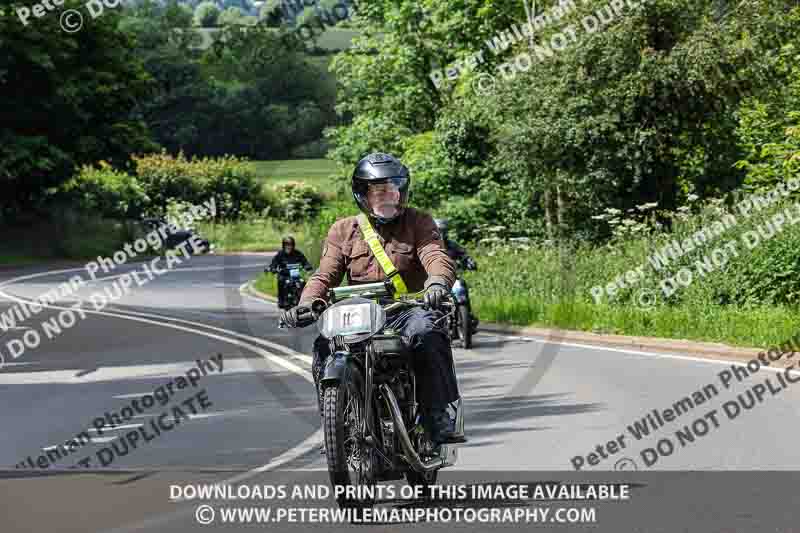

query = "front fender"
[{"left": 321, "top": 351, "right": 364, "bottom": 391}]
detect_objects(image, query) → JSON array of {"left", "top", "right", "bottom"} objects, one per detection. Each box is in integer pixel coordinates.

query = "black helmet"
[
  {"left": 351, "top": 152, "right": 411, "bottom": 225},
  {"left": 282, "top": 236, "right": 295, "bottom": 248}
]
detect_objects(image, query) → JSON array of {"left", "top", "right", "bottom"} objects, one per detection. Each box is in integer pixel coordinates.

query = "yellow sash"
[{"left": 356, "top": 214, "right": 409, "bottom": 297}]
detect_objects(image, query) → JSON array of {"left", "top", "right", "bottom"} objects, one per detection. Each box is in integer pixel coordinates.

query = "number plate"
[
  {"left": 328, "top": 303, "right": 372, "bottom": 336},
  {"left": 289, "top": 268, "right": 300, "bottom": 278}
]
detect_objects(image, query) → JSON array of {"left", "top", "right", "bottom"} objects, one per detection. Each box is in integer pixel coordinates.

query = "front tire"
[
  {"left": 323, "top": 384, "right": 374, "bottom": 509},
  {"left": 458, "top": 305, "right": 472, "bottom": 349}
]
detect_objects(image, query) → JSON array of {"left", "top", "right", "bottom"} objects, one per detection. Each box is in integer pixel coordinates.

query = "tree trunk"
[
  {"left": 544, "top": 188, "right": 554, "bottom": 239},
  {"left": 556, "top": 183, "right": 565, "bottom": 236}
]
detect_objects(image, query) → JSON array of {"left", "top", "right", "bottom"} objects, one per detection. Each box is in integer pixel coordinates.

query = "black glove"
[
  {"left": 424, "top": 283, "right": 449, "bottom": 310},
  {"left": 281, "top": 302, "right": 313, "bottom": 328}
]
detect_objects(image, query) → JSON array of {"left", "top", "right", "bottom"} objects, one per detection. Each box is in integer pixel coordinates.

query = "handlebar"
[
  {"left": 267, "top": 263, "right": 313, "bottom": 274},
  {"left": 277, "top": 292, "right": 454, "bottom": 330}
]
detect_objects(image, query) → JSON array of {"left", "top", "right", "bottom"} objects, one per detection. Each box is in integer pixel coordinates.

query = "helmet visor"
[{"left": 364, "top": 177, "right": 409, "bottom": 220}]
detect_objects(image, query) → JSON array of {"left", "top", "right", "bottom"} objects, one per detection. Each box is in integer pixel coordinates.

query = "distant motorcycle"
[
  {"left": 141, "top": 217, "right": 212, "bottom": 254},
  {"left": 447, "top": 257, "right": 477, "bottom": 349},
  {"left": 268, "top": 262, "right": 310, "bottom": 309},
  {"left": 447, "top": 277, "right": 473, "bottom": 349}
]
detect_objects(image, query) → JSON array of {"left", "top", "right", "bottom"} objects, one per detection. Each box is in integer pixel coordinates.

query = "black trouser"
[
  {"left": 277, "top": 275, "right": 288, "bottom": 308},
  {"left": 312, "top": 307, "right": 461, "bottom": 415}
]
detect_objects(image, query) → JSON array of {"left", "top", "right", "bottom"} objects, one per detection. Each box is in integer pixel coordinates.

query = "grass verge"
[
  {"left": 253, "top": 272, "right": 278, "bottom": 298},
  {"left": 465, "top": 244, "right": 800, "bottom": 349}
]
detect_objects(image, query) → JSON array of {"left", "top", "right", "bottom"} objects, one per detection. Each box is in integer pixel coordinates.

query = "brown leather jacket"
[{"left": 300, "top": 207, "right": 456, "bottom": 302}]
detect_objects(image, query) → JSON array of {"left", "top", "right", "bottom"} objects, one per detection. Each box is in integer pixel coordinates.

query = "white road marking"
[
  {"left": 89, "top": 436, "right": 120, "bottom": 444},
  {"left": 88, "top": 424, "right": 143, "bottom": 433},
  {"left": 522, "top": 335, "right": 800, "bottom": 375},
  {"left": 187, "top": 409, "right": 251, "bottom": 420},
  {"left": 85, "top": 264, "right": 270, "bottom": 284},
  {"left": 0, "top": 357, "right": 279, "bottom": 385},
  {"left": 2, "top": 260, "right": 325, "bottom": 518},
  {"left": 0, "top": 282, "right": 311, "bottom": 380},
  {"left": 42, "top": 435, "right": 120, "bottom": 450}
]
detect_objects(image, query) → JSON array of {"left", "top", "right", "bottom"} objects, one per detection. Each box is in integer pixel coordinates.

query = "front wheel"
[
  {"left": 323, "top": 384, "right": 375, "bottom": 509},
  {"left": 458, "top": 305, "right": 472, "bottom": 349}
]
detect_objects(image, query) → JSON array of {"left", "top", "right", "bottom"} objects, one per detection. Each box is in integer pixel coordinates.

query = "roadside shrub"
[
  {"left": 194, "top": 1, "right": 220, "bottom": 27},
  {"left": 270, "top": 181, "right": 324, "bottom": 221},
  {"left": 133, "top": 152, "right": 268, "bottom": 220},
  {"left": 60, "top": 162, "right": 149, "bottom": 219},
  {"left": 291, "top": 139, "right": 329, "bottom": 159},
  {"left": 402, "top": 131, "right": 454, "bottom": 209}
]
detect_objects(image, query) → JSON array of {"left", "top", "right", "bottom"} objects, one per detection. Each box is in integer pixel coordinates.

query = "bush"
[
  {"left": 402, "top": 131, "right": 454, "bottom": 209},
  {"left": 133, "top": 152, "right": 268, "bottom": 220},
  {"left": 194, "top": 1, "right": 220, "bottom": 27},
  {"left": 60, "top": 162, "right": 150, "bottom": 219},
  {"left": 269, "top": 181, "right": 324, "bottom": 221},
  {"left": 291, "top": 138, "right": 329, "bottom": 159},
  {"left": 433, "top": 180, "right": 543, "bottom": 243}
]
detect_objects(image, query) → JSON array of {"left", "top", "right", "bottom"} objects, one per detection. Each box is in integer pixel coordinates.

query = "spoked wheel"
[
  {"left": 458, "top": 305, "right": 472, "bottom": 349},
  {"left": 323, "top": 383, "right": 375, "bottom": 509}
]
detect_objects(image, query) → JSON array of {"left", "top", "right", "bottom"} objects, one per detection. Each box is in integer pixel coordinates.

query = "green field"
[
  {"left": 191, "top": 27, "right": 359, "bottom": 52},
  {"left": 251, "top": 159, "right": 340, "bottom": 188}
]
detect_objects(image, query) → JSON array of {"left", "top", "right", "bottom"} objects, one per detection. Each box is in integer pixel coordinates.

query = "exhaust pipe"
[{"left": 379, "top": 384, "right": 445, "bottom": 473}]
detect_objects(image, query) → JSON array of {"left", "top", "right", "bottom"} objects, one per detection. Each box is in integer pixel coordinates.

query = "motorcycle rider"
[
  {"left": 267, "top": 236, "right": 314, "bottom": 309},
  {"left": 433, "top": 218, "right": 479, "bottom": 333},
  {"left": 281, "top": 152, "right": 466, "bottom": 445}
]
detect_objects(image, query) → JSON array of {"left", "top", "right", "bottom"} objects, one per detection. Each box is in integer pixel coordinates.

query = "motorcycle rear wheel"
[
  {"left": 323, "top": 384, "right": 375, "bottom": 509},
  {"left": 458, "top": 305, "right": 472, "bottom": 349}
]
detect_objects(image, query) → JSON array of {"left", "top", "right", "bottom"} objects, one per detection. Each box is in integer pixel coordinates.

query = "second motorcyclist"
[
  {"left": 281, "top": 152, "right": 466, "bottom": 446},
  {"left": 267, "top": 236, "right": 314, "bottom": 309},
  {"left": 434, "top": 218, "right": 479, "bottom": 333}
]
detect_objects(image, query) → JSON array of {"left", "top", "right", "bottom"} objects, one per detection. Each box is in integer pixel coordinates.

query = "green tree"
[
  {"left": 486, "top": 0, "right": 799, "bottom": 239},
  {"left": 325, "top": 0, "right": 523, "bottom": 171},
  {"left": 219, "top": 6, "right": 245, "bottom": 25},
  {"left": 195, "top": 1, "right": 221, "bottom": 27},
  {"left": 0, "top": 0, "right": 156, "bottom": 218}
]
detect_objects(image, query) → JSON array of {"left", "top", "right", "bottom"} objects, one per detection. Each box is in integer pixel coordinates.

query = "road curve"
[{"left": 1, "top": 253, "right": 799, "bottom": 532}]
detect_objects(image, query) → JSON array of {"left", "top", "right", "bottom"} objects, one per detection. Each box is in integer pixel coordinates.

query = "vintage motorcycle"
[
  {"left": 268, "top": 262, "right": 308, "bottom": 309},
  {"left": 447, "top": 277, "right": 473, "bottom": 349},
  {"left": 286, "top": 280, "right": 465, "bottom": 508}
]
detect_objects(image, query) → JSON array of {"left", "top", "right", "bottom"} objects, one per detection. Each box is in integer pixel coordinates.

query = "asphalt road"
[{"left": 1, "top": 253, "right": 799, "bottom": 532}]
